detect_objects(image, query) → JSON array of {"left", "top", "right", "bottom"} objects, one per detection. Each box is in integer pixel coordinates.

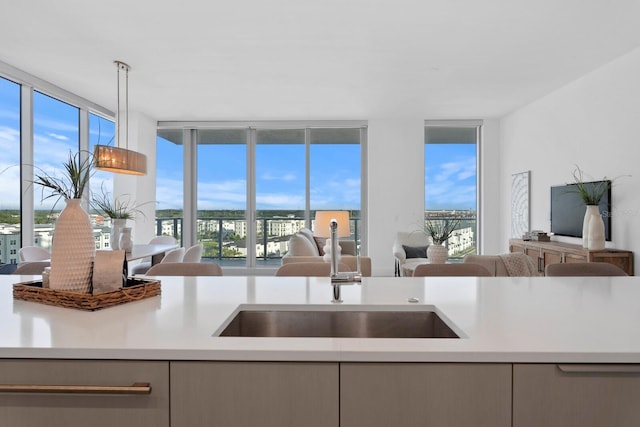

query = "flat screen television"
[{"left": 550, "top": 180, "right": 611, "bottom": 241}]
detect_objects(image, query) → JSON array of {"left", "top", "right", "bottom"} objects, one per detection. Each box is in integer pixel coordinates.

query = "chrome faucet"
[{"left": 329, "top": 218, "right": 361, "bottom": 286}]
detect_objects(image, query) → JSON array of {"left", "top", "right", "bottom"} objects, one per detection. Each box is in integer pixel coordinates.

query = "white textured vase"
[
  {"left": 119, "top": 227, "right": 133, "bottom": 253},
  {"left": 582, "top": 205, "right": 598, "bottom": 248},
  {"left": 427, "top": 244, "right": 448, "bottom": 264},
  {"left": 110, "top": 218, "right": 126, "bottom": 250},
  {"left": 586, "top": 205, "right": 605, "bottom": 250},
  {"left": 49, "top": 198, "right": 95, "bottom": 293}
]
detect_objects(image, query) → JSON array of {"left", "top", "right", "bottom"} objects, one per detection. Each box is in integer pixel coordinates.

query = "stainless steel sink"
[{"left": 216, "top": 309, "right": 459, "bottom": 338}]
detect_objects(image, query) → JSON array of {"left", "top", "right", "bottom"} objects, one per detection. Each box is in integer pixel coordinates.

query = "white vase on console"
[{"left": 586, "top": 205, "right": 605, "bottom": 250}]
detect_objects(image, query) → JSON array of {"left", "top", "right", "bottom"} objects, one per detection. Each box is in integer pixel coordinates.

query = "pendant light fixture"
[{"left": 94, "top": 60, "right": 147, "bottom": 176}]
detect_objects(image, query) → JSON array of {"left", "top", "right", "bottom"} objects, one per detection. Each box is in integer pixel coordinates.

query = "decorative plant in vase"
[
  {"left": 424, "top": 217, "right": 461, "bottom": 264},
  {"left": 570, "top": 165, "right": 612, "bottom": 250},
  {"left": 33, "top": 151, "right": 95, "bottom": 293},
  {"left": 91, "top": 184, "right": 148, "bottom": 251}
]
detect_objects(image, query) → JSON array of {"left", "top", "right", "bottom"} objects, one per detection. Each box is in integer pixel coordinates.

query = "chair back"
[
  {"left": 13, "top": 261, "right": 50, "bottom": 275},
  {"left": 275, "top": 262, "right": 352, "bottom": 277},
  {"left": 149, "top": 235, "right": 178, "bottom": 245},
  {"left": 545, "top": 262, "right": 628, "bottom": 277},
  {"left": 161, "top": 247, "right": 185, "bottom": 263},
  {"left": 18, "top": 246, "right": 50, "bottom": 263},
  {"left": 183, "top": 244, "right": 204, "bottom": 263},
  {"left": 146, "top": 262, "right": 222, "bottom": 276},
  {"left": 413, "top": 263, "right": 491, "bottom": 277}
]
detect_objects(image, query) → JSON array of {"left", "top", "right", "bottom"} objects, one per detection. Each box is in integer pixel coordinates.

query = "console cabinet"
[
  {"left": 513, "top": 364, "right": 640, "bottom": 427},
  {"left": 0, "top": 360, "right": 169, "bottom": 427},
  {"left": 509, "top": 239, "right": 633, "bottom": 275}
]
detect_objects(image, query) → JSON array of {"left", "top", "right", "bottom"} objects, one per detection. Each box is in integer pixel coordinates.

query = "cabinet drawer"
[
  {"left": 171, "top": 361, "right": 339, "bottom": 427},
  {"left": 514, "top": 364, "right": 640, "bottom": 427},
  {"left": 341, "top": 363, "right": 511, "bottom": 427},
  {"left": 0, "top": 359, "right": 169, "bottom": 427}
]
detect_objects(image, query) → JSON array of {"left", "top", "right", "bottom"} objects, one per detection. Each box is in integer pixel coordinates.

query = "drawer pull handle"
[
  {"left": 0, "top": 382, "right": 151, "bottom": 395},
  {"left": 558, "top": 365, "right": 640, "bottom": 374}
]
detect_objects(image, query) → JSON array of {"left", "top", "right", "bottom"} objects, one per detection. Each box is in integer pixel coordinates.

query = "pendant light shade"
[{"left": 94, "top": 61, "right": 147, "bottom": 176}]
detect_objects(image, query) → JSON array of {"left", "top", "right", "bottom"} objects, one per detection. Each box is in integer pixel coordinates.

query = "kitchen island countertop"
[{"left": 2, "top": 274, "right": 640, "bottom": 363}]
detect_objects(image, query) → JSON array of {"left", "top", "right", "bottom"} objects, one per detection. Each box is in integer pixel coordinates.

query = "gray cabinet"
[
  {"left": 513, "top": 364, "right": 640, "bottom": 427},
  {"left": 340, "top": 363, "right": 512, "bottom": 427},
  {"left": 0, "top": 359, "right": 169, "bottom": 427},
  {"left": 170, "top": 361, "right": 339, "bottom": 427}
]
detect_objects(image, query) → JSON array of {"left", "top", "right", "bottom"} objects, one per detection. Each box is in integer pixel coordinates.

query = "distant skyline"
[{"left": 1, "top": 75, "right": 477, "bottom": 213}]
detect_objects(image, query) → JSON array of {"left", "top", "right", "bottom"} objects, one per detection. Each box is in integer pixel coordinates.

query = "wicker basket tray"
[{"left": 13, "top": 278, "right": 161, "bottom": 311}]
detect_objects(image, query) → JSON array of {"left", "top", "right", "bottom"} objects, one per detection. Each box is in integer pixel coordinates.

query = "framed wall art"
[{"left": 511, "top": 170, "right": 530, "bottom": 238}]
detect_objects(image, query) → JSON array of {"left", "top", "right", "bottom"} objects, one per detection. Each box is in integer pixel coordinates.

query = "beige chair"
[
  {"left": 131, "top": 236, "right": 178, "bottom": 275},
  {"left": 275, "top": 262, "right": 353, "bottom": 277},
  {"left": 392, "top": 231, "right": 430, "bottom": 276},
  {"left": 13, "top": 261, "right": 50, "bottom": 275},
  {"left": 412, "top": 263, "right": 492, "bottom": 277},
  {"left": 183, "top": 244, "right": 204, "bottom": 263},
  {"left": 131, "top": 243, "right": 183, "bottom": 275},
  {"left": 18, "top": 246, "right": 50, "bottom": 263},
  {"left": 145, "top": 262, "right": 222, "bottom": 276},
  {"left": 545, "top": 262, "right": 628, "bottom": 277}
]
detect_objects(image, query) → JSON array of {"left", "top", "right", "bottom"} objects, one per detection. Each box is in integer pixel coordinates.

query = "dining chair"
[
  {"left": 412, "top": 263, "right": 492, "bottom": 277},
  {"left": 545, "top": 262, "right": 628, "bottom": 276},
  {"left": 18, "top": 246, "right": 50, "bottom": 263},
  {"left": 145, "top": 262, "right": 222, "bottom": 276},
  {"left": 160, "top": 247, "right": 185, "bottom": 263},
  {"left": 130, "top": 237, "right": 181, "bottom": 275},
  {"left": 183, "top": 244, "right": 204, "bottom": 263}
]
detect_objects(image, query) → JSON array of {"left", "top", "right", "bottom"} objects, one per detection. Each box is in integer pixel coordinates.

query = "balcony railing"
[{"left": 155, "top": 216, "right": 362, "bottom": 266}]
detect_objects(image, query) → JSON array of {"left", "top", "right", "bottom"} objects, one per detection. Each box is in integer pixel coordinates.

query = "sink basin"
[{"left": 216, "top": 308, "right": 459, "bottom": 338}]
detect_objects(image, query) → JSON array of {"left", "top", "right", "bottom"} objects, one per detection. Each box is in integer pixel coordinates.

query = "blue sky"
[{"left": 1, "top": 75, "right": 477, "bottom": 212}]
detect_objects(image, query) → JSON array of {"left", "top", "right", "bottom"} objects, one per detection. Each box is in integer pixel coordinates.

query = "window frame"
[{"left": 157, "top": 120, "right": 368, "bottom": 270}]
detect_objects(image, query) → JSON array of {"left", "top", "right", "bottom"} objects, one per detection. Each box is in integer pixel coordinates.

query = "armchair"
[{"left": 393, "top": 231, "right": 430, "bottom": 276}]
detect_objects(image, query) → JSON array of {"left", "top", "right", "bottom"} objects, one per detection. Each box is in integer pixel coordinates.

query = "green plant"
[
  {"left": 425, "top": 217, "right": 461, "bottom": 245},
  {"left": 33, "top": 151, "right": 93, "bottom": 206},
  {"left": 570, "top": 165, "right": 611, "bottom": 205},
  {"left": 91, "top": 184, "right": 148, "bottom": 220}
]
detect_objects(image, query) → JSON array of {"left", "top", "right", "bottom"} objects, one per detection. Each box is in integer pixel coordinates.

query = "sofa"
[
  {"left": 281, "top": 228, "right": 372, "bottom": 276},
  {"left": 463, "top": 253, "right": 540, "bottom": 276}
]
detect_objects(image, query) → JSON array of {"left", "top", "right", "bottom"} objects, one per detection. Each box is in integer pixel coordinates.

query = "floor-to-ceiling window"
[
  {"left": 0, "top": 77, "right": 20, "bottom": 266},
  {"left": 156, "top": 122, "right": 366, "bottom": 269},
  {"left": 424, "top": 121, "right": 480, "bottom": 260},
  {"left": 0, "top": 63, "right": 114, "bottom": 271},
  {"left": 32, "top": 91, "right": 80, "bottom": 250},
  {"left": 197, "top": 129, "right": 247, "bottom": 265},
  {"left": 155, "top": 130, "right": 185, "bottom": 244}
]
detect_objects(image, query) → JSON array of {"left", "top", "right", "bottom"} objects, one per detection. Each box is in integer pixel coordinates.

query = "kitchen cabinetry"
[
  {"left": 513, "top": 364, "right": 640, "bottom": 427},
  {"left": 340, "top": 363, "right": 512, "bottom": 427},
  {"left": 509, "top": 239, "right": 633, "bottom": 275},
  {"left": 170, "top": 361, "right": 339, "bottom": 427},
  {"left": 0, "top": 360, "right": 169, "bottom": 427}
]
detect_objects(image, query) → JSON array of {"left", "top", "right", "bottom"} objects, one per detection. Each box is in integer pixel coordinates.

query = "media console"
[{"left": 509, "top": 239, "right": 634, "bottom": 276}]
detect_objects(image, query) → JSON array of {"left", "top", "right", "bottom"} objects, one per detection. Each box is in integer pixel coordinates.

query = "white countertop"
[{"left": 3, "top": 274, "right": 640, "bottom": 363}]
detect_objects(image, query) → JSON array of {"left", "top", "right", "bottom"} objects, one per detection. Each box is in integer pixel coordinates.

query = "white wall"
[
  {"left": 499, "top": 47, "right": 640, "bottom": 267},
  {"left": 367, "top": 118, "right": 425, "bottom": 276}
]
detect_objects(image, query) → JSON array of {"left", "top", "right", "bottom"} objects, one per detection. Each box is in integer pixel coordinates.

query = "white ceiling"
[{"left": 1, "top": 0, "right": 639, "bottom": 121}]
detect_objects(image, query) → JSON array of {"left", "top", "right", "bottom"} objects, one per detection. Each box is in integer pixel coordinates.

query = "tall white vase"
[
  {"left": 582, "top": 205, "right": 598, "bottom": 248},
  {"left": 110, "top": 218, "right": 127, "bottom": 250},
  {"left": 49, "top": 198, "right": 96, "bottom": 293},
  {"left": 427, "top": 244, "right": 448, "bottom": 264},
  {"left": 586, "top": 205, "right": 606, "bottom": 250}
]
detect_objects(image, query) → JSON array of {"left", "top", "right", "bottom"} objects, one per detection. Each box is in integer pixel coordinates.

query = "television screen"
[{"left": 550, "top": 181, "right": 611, "bottom": 241}]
